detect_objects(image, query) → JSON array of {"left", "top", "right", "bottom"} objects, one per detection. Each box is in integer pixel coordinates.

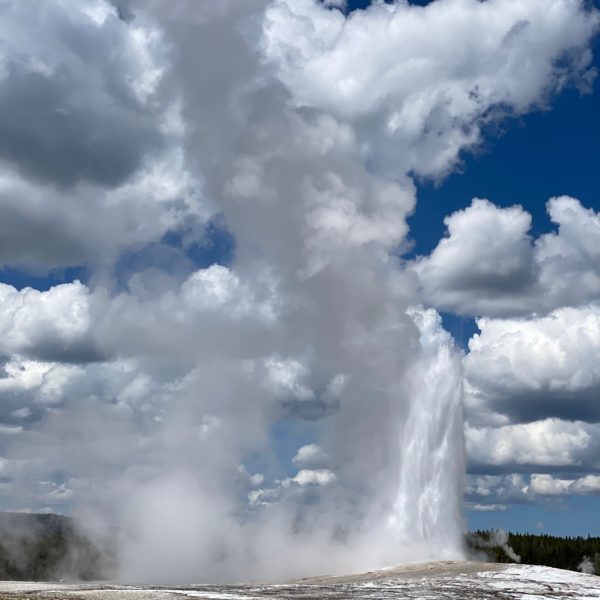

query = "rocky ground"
[{"left": 0, "top": 561, "right": 598, "bottom": 599}]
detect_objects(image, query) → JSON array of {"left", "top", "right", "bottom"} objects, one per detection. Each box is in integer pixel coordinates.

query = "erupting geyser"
[
  {"left": 1, "top": 0, "right": 596, "bottom": 586},
  {"left": 106, "top": 0, "right": 473, "bottom": 582},
  {"left": 391, "top": 309, "right": 464, "bottom": 556}
]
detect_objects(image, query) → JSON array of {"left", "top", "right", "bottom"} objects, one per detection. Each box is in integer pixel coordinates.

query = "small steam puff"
[
  {"left": 578, "top": 557, "right": 594, "bottom": 574},
  {"left": 578, "top": 556, "right": 599, "bottom": 575},
  {"left": 470, "top": 529, "right": 521, "bottom": 564},
  {"left": 491, "top": 530, "right": 521, "bottom": 564}
]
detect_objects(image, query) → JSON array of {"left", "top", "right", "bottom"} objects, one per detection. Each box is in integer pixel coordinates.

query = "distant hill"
[{"left": 0, "top": 512, "right": 113, "bottom": 581}]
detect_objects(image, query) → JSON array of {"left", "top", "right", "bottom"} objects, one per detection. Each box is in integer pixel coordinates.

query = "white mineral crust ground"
[{"left": 0, "top": 561, "right": 599, "bottom": 599}]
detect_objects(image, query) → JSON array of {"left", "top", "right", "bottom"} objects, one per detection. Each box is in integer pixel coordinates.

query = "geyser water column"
[{"left": 390, "top": 308, "right": 465, "bottom": 557}]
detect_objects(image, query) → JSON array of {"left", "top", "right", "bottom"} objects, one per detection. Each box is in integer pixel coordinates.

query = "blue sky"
[{"left": 0, "top": 0, "right": 599, "bottom": 567}]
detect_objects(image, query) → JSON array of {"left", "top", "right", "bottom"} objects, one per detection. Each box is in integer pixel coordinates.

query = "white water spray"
[{"left": 390, "top": 308, "right": 465, "bottom": 558}]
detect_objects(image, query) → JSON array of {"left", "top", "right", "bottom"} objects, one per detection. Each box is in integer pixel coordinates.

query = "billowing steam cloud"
[{"left": 0, "top": 0, "right": 597, "bottom": 584}]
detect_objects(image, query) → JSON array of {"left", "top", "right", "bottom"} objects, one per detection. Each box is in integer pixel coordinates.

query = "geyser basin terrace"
[{"left": 0, "top": 562, "right": 599, "bottom": 599}]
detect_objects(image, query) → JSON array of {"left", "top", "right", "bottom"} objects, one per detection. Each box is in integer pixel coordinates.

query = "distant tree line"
[{"left": 467, "top": 529, "right": 600, "bottom": 574}]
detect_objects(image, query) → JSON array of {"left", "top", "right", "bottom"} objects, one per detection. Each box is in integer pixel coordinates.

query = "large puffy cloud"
[
  {"left": 263, "top": 0, "right": 598, "bottom": 178},
  {"left": 416, "top": 199, "right": 536, "bottom": 314},
  {"left": 0, "top": 0, "right": 166, "bottom": 187},
  {"left": 465, "top": 472, "right": 600, "bottom": 508},
  {"left": 0, "top": 150, "right": 208, "bottom": 270},
  {"left": 0, "top": 264, "right": 276, "bottom": 368},
  {"left": 0, "top": 263, "right": 280, "bottom": 380},
  {"left": 536, "top": 197, "right": 600, "bottom": 310},
  {"left": 464, "top": 472, "right": 600, "bottom": 511},
  {"left": 0, "top": 282, "right": 97, "bottom": 362},
  {"left": 466, "top": 419, "right": 600, "bottom": 471},
  {"left": 93, "top": 265, "right": 281, "bottom": 368},
  {"left": 415, "top": 196, "right": 600, "bottom": 317},
  {"left": 0, "top": 0, "right": 210, "bottom": 271},
  {"left": 529, "top": 473, "right": 600, "bottom": 496},
  {"left": 465, "top": 305, "right": 600, "bottom": 424}
]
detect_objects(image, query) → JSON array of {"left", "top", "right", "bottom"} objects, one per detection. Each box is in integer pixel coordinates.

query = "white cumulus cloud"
[
  {"left": 465, "top": 305, "right": 600, "bottom": 424},
  {"left": 415, "top": 196, "right": 600, "bottom": 317},
  {"left": 263, "top": 0, "right": 598, "bottom": 178}
]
